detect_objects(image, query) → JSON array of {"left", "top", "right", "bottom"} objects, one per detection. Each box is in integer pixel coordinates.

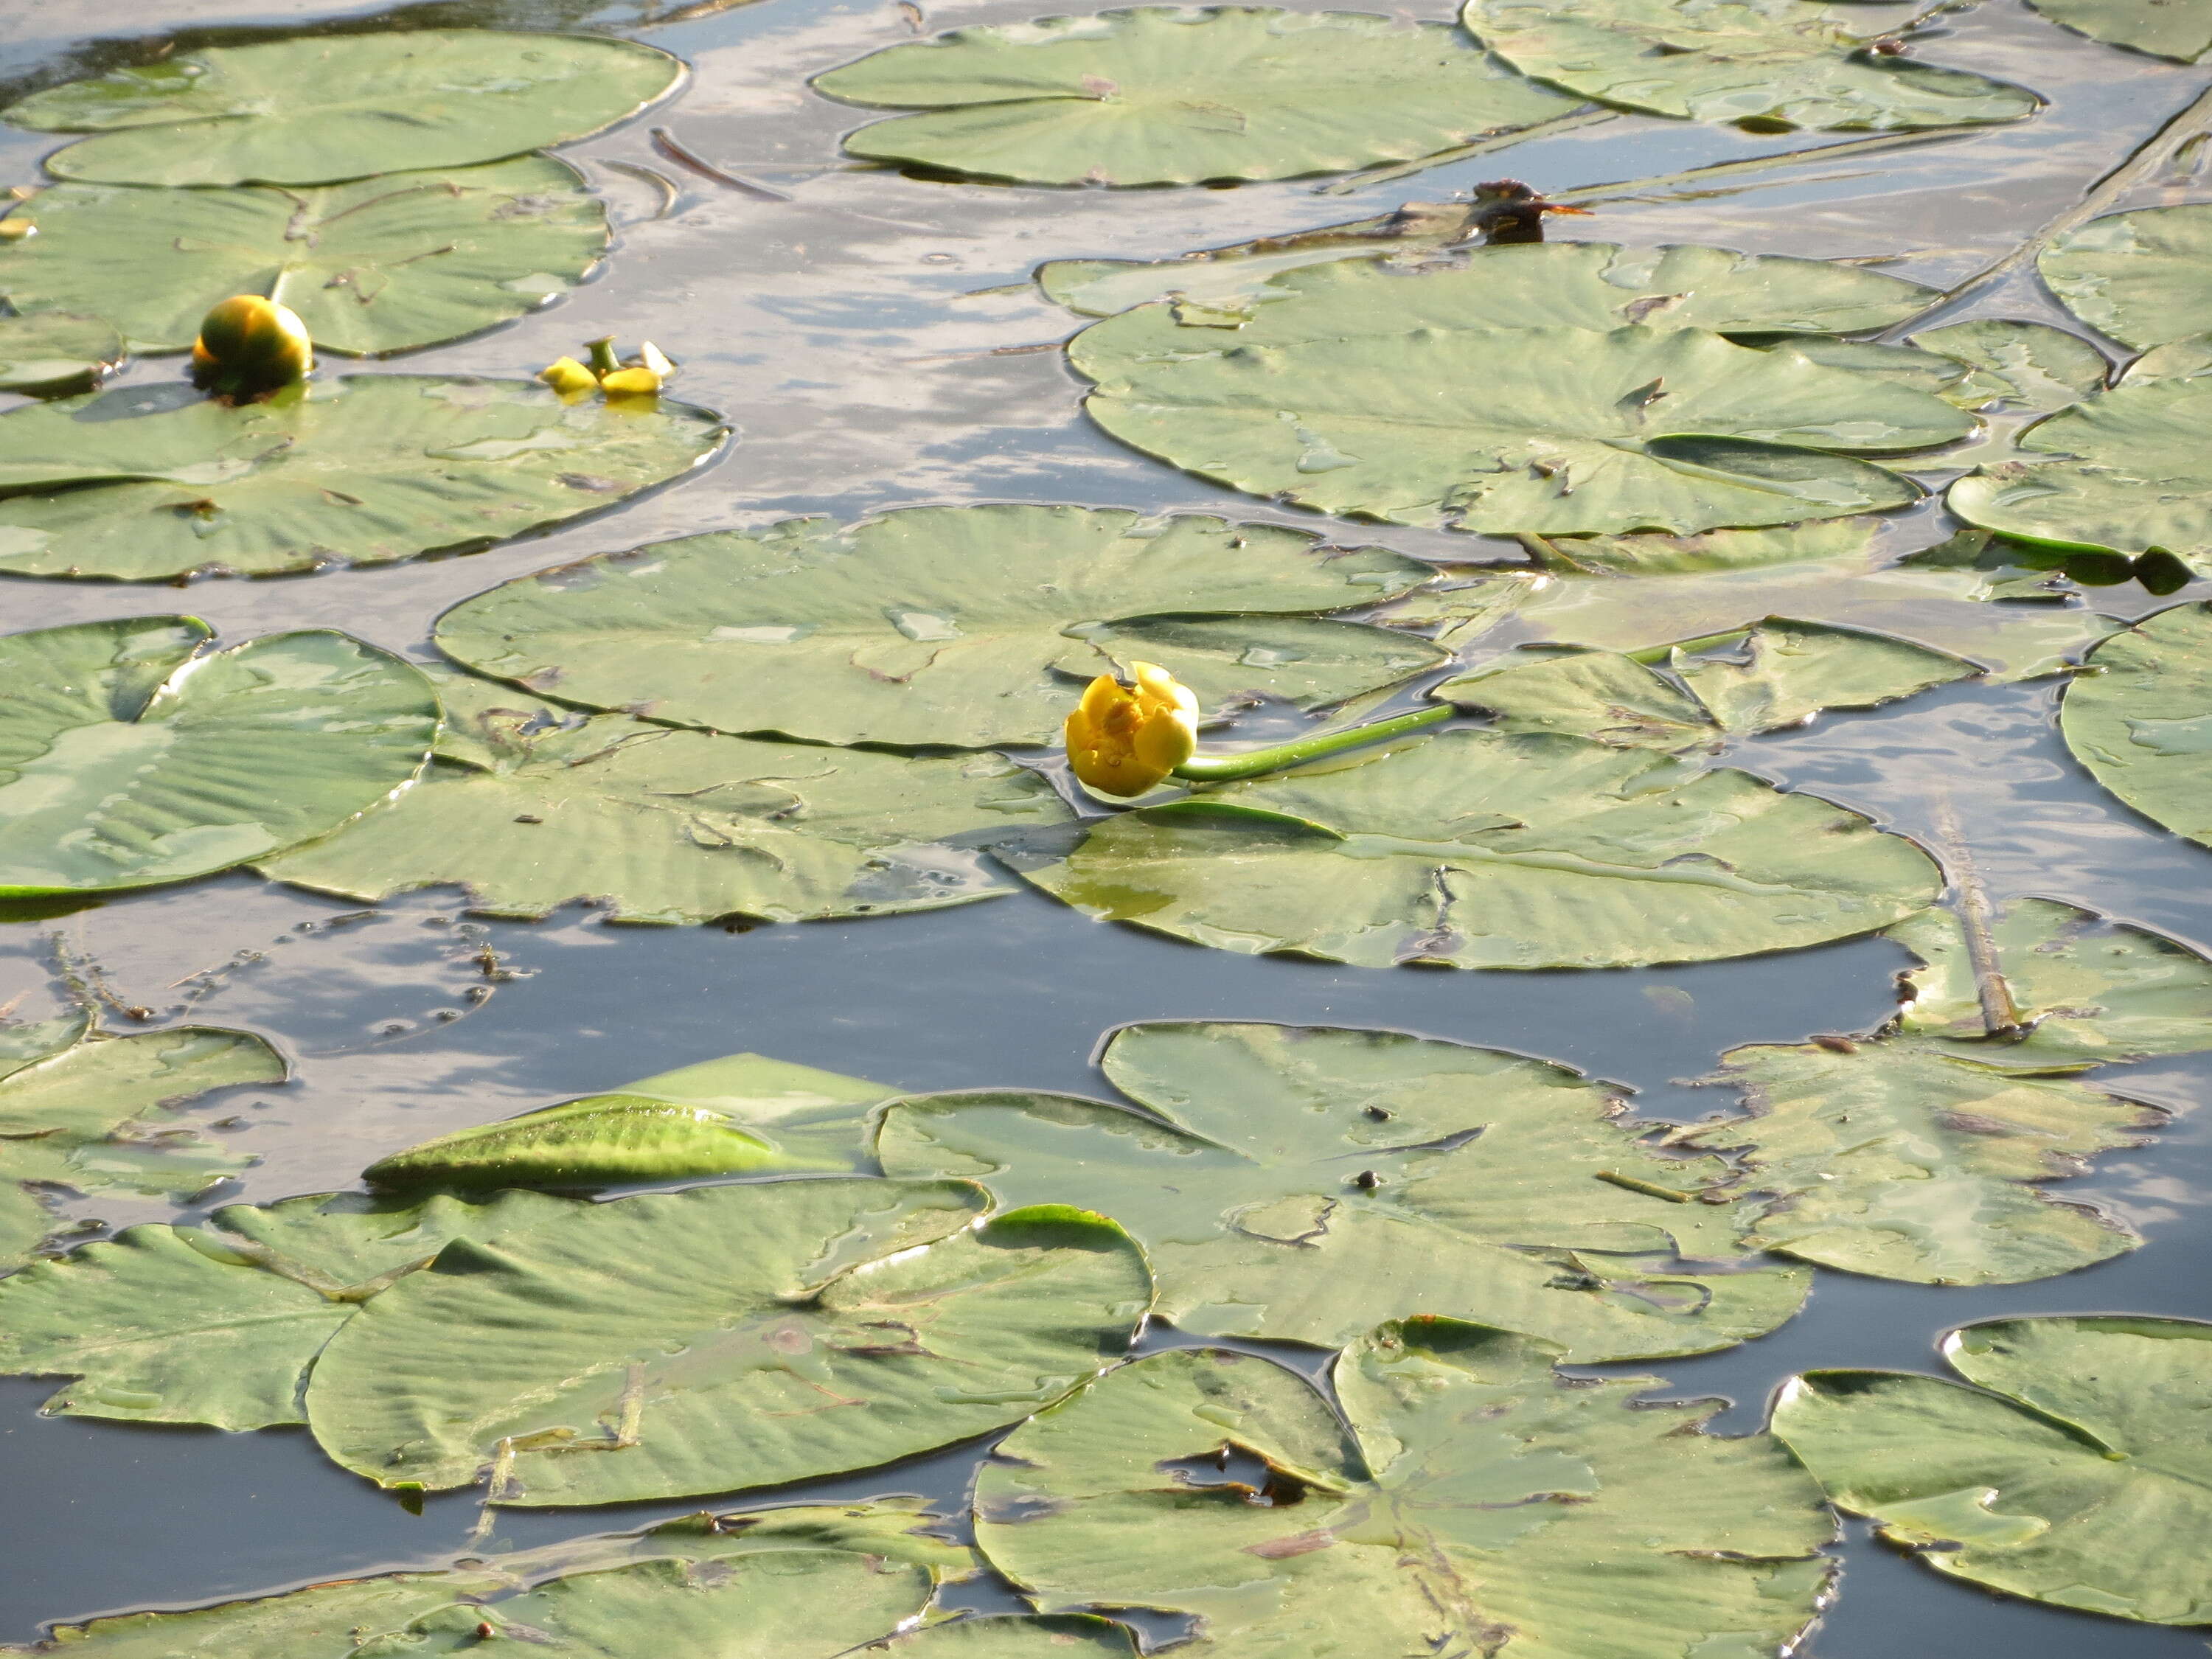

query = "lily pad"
[
  {"left": 0, "top": 310, "right": 122, "bottom": 395},
  {"left": 975, "top": 1324, "right": 1834, "bottom": 1658},
  {"left": 2025, "top": 0, "right": 2212, "bottom": 61},
  {"left": 880, "top": 1020, "right": 1806, "bottom": 1359},
  {"left": 304, "top": 1179, "right": 1151, "bottom": 1505},
  {"left": 433, "top": 507, "right": 1446, "bottom": 749},
  {"left": 4, "top": 32, "right": 684, "bottom": 187},
  {"left": 0, "top": 616, "right": 438, "bottom": 894},
  {"left": 1461, "top": 0, "right": 2040, "bottom": 131},
  {"left": 2040, "top": 205, "right": 2212, "bottom": 351},
  {"left": 0, "top": 158, "right": 608, "bottom": 356},
  {"left": 1773, "top": 1316, "right": 2212, "bottom": 1623},
  {"left": 1909, "top": 318, "right": 2109, "bottom": 411},
  {"left": 811, "top": 7, "right": 1578, "bottom": 187},
  {"left": 1077, "top": 320, "right": 1970, "bottom": 537},
  {"left": 2059, "top": 601, "right": 2212, "bottom": 843},
  {"left": 1009, "top": 728, "right": 1943, "bottom": 970},
  {"left": 0, "top": 1017, "right": 284, "bottom": 1276},
  {"left": 0, "top": 376, "right": 728, "bottom": 580},
  {"left": 259, "top": 672, "right": 1071, "bottom": 924}
]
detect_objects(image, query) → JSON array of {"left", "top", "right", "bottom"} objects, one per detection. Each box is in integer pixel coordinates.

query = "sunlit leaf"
[
  {"left": 2024, "top": 0, "right": 2212, "bottom": 61},
  {"left": 1908, "top": 318, "right": 2109, "bottom": 411},
  {"left": 2040, "top": 205, "right": 2212, "bottom": 350},
  {"left": 0, "top": 310, "right": 122, "bottom": 394},
  {"left": 2059, "top": 600, "right": 2212, "bottom": 841}
]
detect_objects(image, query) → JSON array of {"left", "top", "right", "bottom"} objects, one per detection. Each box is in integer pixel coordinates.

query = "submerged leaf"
[
  {"left": 1774, "top": 1316, "right": 2212, "bottom": 1622},
  {"left": 813, "top": 7, "right": 1576, "bottom": 187},
  {"left": 0, "top": 310, "right": 122, "bottom": 395},
  {"left": 4, "top": 32, "right": 684, "bottom": 187},
  {"left": 0, "top": 616, "right": 438, "bottom": 894},
  {"left": 0, "top": 159, "right": 608, "bottom": 356},
  {"left": 433, "top": 506, "right": 1444, "bottom": 749},
  {"left": 2024, "top": 0, "right": 2212, "bottom": 61},
  {"left": 2059, "top": 601, "right": 2212, "bottom": 843},
  {"left": 0, "top": 376, "right": 726, "bottom": 580},
  {"left": 976, "top": 1324, "right": 1833, "bottom": 1658},
  {"left": 1908, "top": 318, "right": 2109, "bottom": 411},
  {"left": 2040, "top": 204, "right": 2212, "bottom": 350}
]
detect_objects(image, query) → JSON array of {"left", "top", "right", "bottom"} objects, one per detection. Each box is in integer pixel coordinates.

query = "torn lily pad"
[
  {"left": 0, "top": 376, "right": 726, "bottom": 580},
  {"left": 1009, "top": 729, "right": 1943, "bottom": 970},
  {"left": 4, "top": 32, "right": 684, "bottom": 187},
  {"left": 976, "top": 1325, "right": 1833, "bottom": 1659},
  {"left": 0, "top": 616, "right": 437, "bottom": 894},
  {"left": 2025, "top": 0, "right": 2212, "bottom": 61},
  {"left": 2040, "top": 205, "right": 2212, "bottom": 350},
  {"left": 1908, "top": 318, "right": 2108, "bottom": 412},
  {"left": 2060, "top": 601, "right": 2212, "bottom": 843},
  {"left": 0, "top": 158, "right": 608, "bottom": 356},
  {"left": 1774, "top": 1316, "right": 2212, "bottom": 1623},
  {"left": 304, "top": 1179, "right": 1151, "bottom": 1505},
  {"left": 0, "top": 310, "right": 122, "bottom": 395},
  {"left": 879, "top": 1020, "right": 1806, "bottom": 1360},
  {"left": 0, "top": 1015, "right": 284, "bottom": 1276},
  {"left": 259, "top": 671, "right": 1070, "bottom": 924},
  {"left": 1461, "top": 0, "right": 2039, "bottom": 131},
  {"left": 433, "top": 506, "right": 1445, "bottom": 749},
  {"left": 812, "top": 7, "right": 1577, "bottom": 187}
]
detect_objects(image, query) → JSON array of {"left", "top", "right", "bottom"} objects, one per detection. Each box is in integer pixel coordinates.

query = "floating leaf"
[
  {"left": 260, "top": 672, "right": 1071, "bottom": 923},
  {"left": 0, "top": 158, "right": 608, "bottom": 356},
  {"left": 4, "top": 32, "right": 684, "bottom": 187},
  {"left": 433, "top": 507, "right": 1445, "bottom": 749},
  {"left": 0, "top": 1018, "right": 284, "bottom": 1276},
  {"left": 2059, "top": 601, "right": 2212, "bottom": 842},
  {"left": 0, "top": 616, "right": 437, "bottom": 894},
  {"left": 1461, "top": 0, "right": 2039, "bottom": 131},
  {"left": 976, "top": 1324, "right": 1833, "bottom": 1658},
  {"left": 1076, "top": 319, "right": 1969, "bottom": 537},
  {"left": 0, "top": 376, "right": 727, "bottom": 580},
  {"left": 2024, "top": 0, "right": 2212, "bottom": 61},
  {"left": 880, "top": 1020, "right": 1806, "bottom": 1359},
  {"left": 1773, "top": 1316, "right": 2212, "bottom": 1623},
  {"left": 1009, "top": 729, "right": 1942, "bottom": 970},
  {"left": 811, "top": 7, "right": 1577, "bottom": 187},
  {"left": 1437, "top": 650, "right": 1718, "bottom": 750},
  {"left": 305, "top": 1179, "right": 1151, "bottom": 1505},
  {"left": 0, "top": 310, "right": 122, "bottom": 395},
  {"left": 1909, "top": 318, "right": 2109, "bottom": 411},
  {"left": 2040, "top": 205, "right": 2212, "bottom": 351}
]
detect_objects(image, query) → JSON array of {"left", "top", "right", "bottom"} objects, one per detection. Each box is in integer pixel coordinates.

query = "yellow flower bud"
[
  {"left": 1065, "top": 661, "right": 1199, "bottom": 798},
  {"left": 599, "top": 365, "right": 662, "bottom": 401},
  {"left": 538, "top": 355, "right": 599, "bottom": 399},
  {"left": 189, "top": 295, "right": 313, "bottom": 401}
]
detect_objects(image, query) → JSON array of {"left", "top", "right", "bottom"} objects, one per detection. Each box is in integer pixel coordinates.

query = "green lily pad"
[
  {"left": 1773, "top": 1316, "right": 2212, "bottom": 1623},
  {"left": 11, "top": 1500, "right": 972, "bottom": 1658},
  {"left": 0, "top": 158, "right": 608, "bottom": 356},
  {"left": 0, "top": 616, "right": 438, "bottom": 894},
  {"left": 1461, "top": 0, "right": 2040, "bottom": 131},
  {"left": 0, "top": 310, "right": 122, "bottom": 395},
  {"left": 1077, "top": 319, "right": 1969, "bottom": 537},
  {"left": 879, "top": 1020, "right": 1806, "bottom": 1360},
  {"left": 2025, "top": 0, "right": 2212, "bottom": 61},
  {"left": 2040, "top": 205, "right": 2212, "bottom": 351},
  {"left": 1009, "top": 728, "right": 1943, "bottom": 970},
  {"left": 433, "top": 507, "right": 1446, "bottom": 750},
  {"left": 975, "top": 1324, "right": 1833, "bottom": 1658},
  {"left": 2059, "top": 601, "right": 2212, "bottom": 843},
  {"left": 259, "top": 671, "right": 1071, "bottom": 924},
  {"left": 304, "top": 1179, "right": 1151, "bottom": 1505},
  {"left": 1909, "top": 318, "right": 2110, "bottom": 411},
  {"left": 0, "top": 1017, "right": 285, "bottom": 1276},
  {"left": 811, "top": 7, "right": 1577, "bottom": 187},
  {"left": 0, "top": 376, "right": 728, "bottom": 580},
  {"left": 4, "top": 32, "right": 684, "bottom": 187}
]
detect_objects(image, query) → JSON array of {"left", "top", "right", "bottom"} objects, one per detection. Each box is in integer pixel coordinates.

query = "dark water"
[{"left": 3, "top": 0, "right": 2212, "bottom": 1651}]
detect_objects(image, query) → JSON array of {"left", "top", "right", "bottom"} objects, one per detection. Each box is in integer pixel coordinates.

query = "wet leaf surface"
[
  {"left": 1773, "top": 1315, "right": 2212, "bottom": 1622},
  {"left": 0, "top": 617, "right": 438, "bottom": 894},
  {"left": 434, "top": 506, "right": 1445, "bottom": 749},
  {"left": 3, "top": 31, "right": 684, "bottom": 187},
  {"left": 305, "top": 1179, "right": 1151, "bottom": 1505},
  {"left": 812, "top": 7, "right": 1576, "bottom": 187},
  {"left": 0, "top": 158, "right": 608, "bottom": 355},
  {"left": 1908, "top": 318, "right": 2111, "bottom": 411},
  {"left": 2060, "top": 601, "right": 2212, "bottom": 843},
  {"left": 1461, "top": 0, "right": 2041, "bottom": 131},
  {"left": 259, "top": 669, "right": 1071, "bottom": 923},
  {"left": 1009, "top": 728, "right": 1943, "bottom": 969},
  {"left": 0, "top": 311, "right": 122, "bottom": 396},
  {"left": 2040, "top": 204, "right": 2212, "bottom": 350},
  {"left": 0, "top": 377, "right": 727, "bottom": 580},
  {"left": 879, "top": 1020, "right": 1808, "bottom": 1359},
  {"left": 975, "top": 1324, "right": 1834, "bottom": 1658},
  {"left": 2024, "top": 0, "right": 2212, "bottom": 62}
]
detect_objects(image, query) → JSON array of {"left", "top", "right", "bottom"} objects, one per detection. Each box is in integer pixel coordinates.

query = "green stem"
[
  {"left": 1172, "top": 703, "right": 1453, "bottom": 783},
  {"left": 585, "top": 335, "right": 622, "bottom": 378}
]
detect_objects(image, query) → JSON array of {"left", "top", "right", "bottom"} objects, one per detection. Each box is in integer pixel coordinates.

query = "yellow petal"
[
  {"left": 599, "top": 365, "right": 662, "bottom": 400},
  {"left": 538, "top": 356, "right": 599, "bottom": 397}
]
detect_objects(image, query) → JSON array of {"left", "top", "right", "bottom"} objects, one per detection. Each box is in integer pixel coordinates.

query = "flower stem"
[{"left": 1172, "top": 703, "right": 1453, "bottom": 784}]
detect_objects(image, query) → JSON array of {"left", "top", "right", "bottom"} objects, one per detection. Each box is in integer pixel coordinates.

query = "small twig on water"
[
  {"left": 1930, "top": 790, "right": 2023, "bottom": 1040},
  {"left": 1545, "top": 125, "right": 1979, "bottom": 210},
  {"left": 601, "top": 159, "right": 681, "bottom": 218},
  {"left": 651, "top": 126, "right": 793, "bottom": 201}
]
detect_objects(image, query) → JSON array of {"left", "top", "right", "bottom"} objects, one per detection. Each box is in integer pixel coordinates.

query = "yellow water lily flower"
[
  {"left": 599, "top": 364, "right": 662, "bottom": 401},
  {"left": 1065, "top": 661, "right": 1199, "bottom": 798},
  {"left": 538, "top": 355, "right": 599, "bottom": 399},
  {"left": 189, "top": 295, "right": 312, "bottom": 401}
]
